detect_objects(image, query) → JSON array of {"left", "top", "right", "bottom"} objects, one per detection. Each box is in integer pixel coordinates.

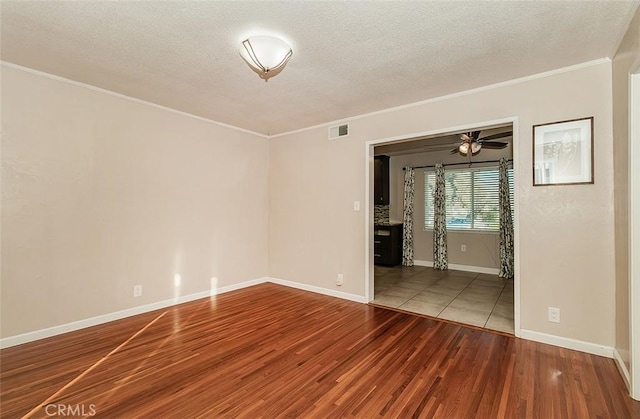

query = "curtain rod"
[{"left": 402, "top": 158, "right": 513, "bottom": 170}]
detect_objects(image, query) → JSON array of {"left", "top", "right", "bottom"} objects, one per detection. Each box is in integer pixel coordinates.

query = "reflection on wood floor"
[{"left": 2, "top": 283, "right": 638, "bottom": 418}]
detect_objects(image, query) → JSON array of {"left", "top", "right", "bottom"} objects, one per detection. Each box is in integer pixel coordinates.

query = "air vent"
[{"left": 329, "top": 123, "right": 349, "bottom": 140}]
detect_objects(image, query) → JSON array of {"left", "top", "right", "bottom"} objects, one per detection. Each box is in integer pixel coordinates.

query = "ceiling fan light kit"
[
  {"left": 239, "top": 36, "right": 293, "bottom": 82},
  {"left": 452, "top": 130, "right": 512, "bottom": 156}
]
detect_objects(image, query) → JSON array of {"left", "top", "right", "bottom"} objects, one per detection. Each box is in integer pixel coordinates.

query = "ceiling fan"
[{"left": 451, "top": 130, "right": 512, "bottom": 156}]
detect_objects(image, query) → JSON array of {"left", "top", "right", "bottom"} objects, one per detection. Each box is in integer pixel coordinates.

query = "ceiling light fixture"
[
  {"left": 459, "top": 141, "right": 482, "bottom": 155},
  {"left": 458, "top": 133, "right": 482, "bottom": 155},
  {"left": 239, "top": 36, "right": 293, "bottom": 82}
]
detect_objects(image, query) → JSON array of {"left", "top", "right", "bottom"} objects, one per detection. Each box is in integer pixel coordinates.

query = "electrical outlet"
[
  {"left": 133, "top": 285, "right": 142, "bottom": 297},
  {"left": 548, "top": 307, "right": 560, "bottom": 323},
  {"left": 461, "top": 244, "right": 467, "bottom": 252},
  {"left": 337, "top": 274, "right": 344, "bottom": 286}
]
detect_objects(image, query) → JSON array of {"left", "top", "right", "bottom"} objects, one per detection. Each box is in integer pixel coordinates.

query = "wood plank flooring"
[{"left": 1, "top": 283, "right": 638, "bottom": 418}]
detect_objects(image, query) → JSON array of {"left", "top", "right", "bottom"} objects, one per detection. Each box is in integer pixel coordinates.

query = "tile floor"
[{"left": 373, "top": 265, "right": 514, "bottom": 334}]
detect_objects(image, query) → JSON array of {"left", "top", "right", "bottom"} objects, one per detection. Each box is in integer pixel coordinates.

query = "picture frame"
[{"left": 532, "top": 116, "right": 594, "bottom": 186}]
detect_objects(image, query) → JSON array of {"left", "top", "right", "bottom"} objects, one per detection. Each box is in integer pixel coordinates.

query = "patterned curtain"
[
  {"left": 402, "top": 167, "right": 415, "bottom": 266},
  {"left": 433, "top": 163, "right": 448, "bottom": 270},
  {"left": 499, "top": 158, "right": 514, "bottom": 278}
]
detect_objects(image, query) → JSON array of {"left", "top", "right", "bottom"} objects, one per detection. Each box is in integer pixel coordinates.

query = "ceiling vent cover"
[{"left": 329, "top": 123, "right": 349, "bottom": 140}]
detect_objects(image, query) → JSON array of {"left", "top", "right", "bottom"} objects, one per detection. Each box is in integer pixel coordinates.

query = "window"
[{"left": 424, "top": 166, "right": 514, "bottom": 231}]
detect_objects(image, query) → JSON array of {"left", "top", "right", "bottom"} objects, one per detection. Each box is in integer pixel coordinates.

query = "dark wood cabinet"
[
  {"left": 374, "top": 224, "right": 403, "bottom": 266},
  {"left": 374, "top": 155, "right": 390, "bottom": 205}
]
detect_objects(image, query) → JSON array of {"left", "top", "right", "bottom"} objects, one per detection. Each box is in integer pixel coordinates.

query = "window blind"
[{"left": 424, "top": 167, "right": 514, "bottom": 232}]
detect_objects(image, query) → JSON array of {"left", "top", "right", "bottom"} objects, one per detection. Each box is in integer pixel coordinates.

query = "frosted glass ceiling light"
[{"left": 240, "top": 36, "right": 293, "bottom": 82}]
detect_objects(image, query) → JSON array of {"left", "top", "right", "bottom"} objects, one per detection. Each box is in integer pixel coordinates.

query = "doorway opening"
[{"left": 365, "top": 118, "right": 520, "bottom": 336}]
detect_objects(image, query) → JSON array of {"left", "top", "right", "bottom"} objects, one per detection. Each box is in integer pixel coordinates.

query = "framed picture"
[{"left": 532, "top": 116, "right": 594, "bottom": 186}]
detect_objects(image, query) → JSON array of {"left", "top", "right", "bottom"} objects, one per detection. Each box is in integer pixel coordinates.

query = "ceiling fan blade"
[
  {"left": 480, "top": 141, "right": 509, "bottom": 149},
  {"left": 450, "top": 146, "right": 461, "bottom": 154},
  {"left": 478, "top": 131, "right": 513, "bottom": 142},
  {"left": 472, "top": 130, "right": 482, "bottom": 140}
]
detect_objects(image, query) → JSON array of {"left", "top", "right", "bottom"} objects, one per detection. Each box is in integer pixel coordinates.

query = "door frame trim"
[{"left": 364, "top": 116, "right": 521, "bottom": 337}]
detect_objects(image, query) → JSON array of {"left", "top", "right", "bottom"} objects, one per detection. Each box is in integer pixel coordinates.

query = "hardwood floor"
[{"left": 2, "top": 283, "right": 638, "bottom": 418}]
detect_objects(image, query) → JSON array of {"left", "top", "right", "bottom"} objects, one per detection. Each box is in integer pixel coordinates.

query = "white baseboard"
[
  {"left": 519, "top": 329, "right": 614, "bottom": 358},
  {"left": 267, "top": 277, "right": 367, "bottom": 303},
  {"left": 613, "top": 348, "right": 631, "bottom": 390},
  {"left": 413, "top": 260, "right": 499, "bottom": 275},
  {"left": 0, "top": 277, "right": 268, "bottom": 349},
  {"left": 214, "top": 277, "right": 267, "bottom": 294},
  {"left": 0, "top": 277, "right": 367, "bottom": 349},
  {"left": 413, "top": 260, "right": 434, "bottom": 267}
]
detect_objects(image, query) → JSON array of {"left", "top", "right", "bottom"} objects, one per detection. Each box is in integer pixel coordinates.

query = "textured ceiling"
[{"left": 1, "top": 1, "right": 638, "bottom": 136}]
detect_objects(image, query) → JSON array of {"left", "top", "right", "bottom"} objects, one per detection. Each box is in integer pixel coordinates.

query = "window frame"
[{"left": 423, "top": 165, "right": 513, "bottom": 233}]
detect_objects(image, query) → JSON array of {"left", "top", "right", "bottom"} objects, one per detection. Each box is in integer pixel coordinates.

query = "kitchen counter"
[{"left": 374, "top": 221, "right": 403, "bottom": 227}]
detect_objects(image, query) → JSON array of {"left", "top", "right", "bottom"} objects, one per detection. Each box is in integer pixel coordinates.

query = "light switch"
[{"left": 353, "top": 201, "right": 360, "bottom": 211}]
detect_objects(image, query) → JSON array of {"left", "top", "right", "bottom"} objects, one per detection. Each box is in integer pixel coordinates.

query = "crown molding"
[
  {"left": 0, "top": 61, "right": 269, "bottom": 139},
  {"left": 270, "top": 58, "right": 611, "bottom": 139}
]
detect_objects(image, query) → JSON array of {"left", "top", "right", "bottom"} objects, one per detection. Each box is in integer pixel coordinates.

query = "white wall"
[
  {"left": 269, "top": 61, "right": 615, "bottom": 348},
  {"left": 1, "top": 65, "right": 270, "bottom": 338}
]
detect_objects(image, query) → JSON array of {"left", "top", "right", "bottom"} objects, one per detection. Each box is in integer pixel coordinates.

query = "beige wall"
[
  {"left": 0, "top": 57, "right": 622, "bottom": 352},
  {"left": 1, "top": 65, "right": 269, "bottom": 338},
  {"left": 612, "top": 7, "right": 640, "bottom": 373},
  {"left": 387, "top": 147, "right": 512, "bottom": 270},
  {"left": 269, "top": 61, "right": 616, "bottom": 347}
]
